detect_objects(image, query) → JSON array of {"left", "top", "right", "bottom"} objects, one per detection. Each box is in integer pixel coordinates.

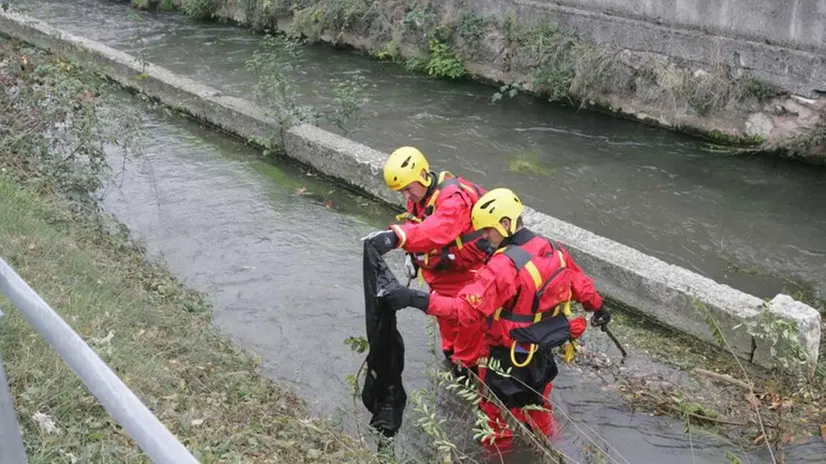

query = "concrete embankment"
[
  {"left": 1, "top": 10, "right": 819, "bottom": 373},
  {"left": 157, "top": 0, "right": 826, "bottom": 162}
]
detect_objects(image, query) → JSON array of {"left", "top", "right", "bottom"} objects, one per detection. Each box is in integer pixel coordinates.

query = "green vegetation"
[
  {"left": 592, "top": 301, "right": 826, "bottom": 458},
  {"left": 455, "top": 9, "right": 488, "bottom": 47},
  {"left": 130, "top": 0, "right": 152, "bottom": 9},
  {"left": 283, "top": 0, "right": 787, "bottom": 117},
  {"left": 506, "top": 150, "right": 557, "bottom": 177},
  {"left": 289, "top": 0, "right": 377, "bottom": 43},
  {"left": 180, "top": 0, "right": 218, "bottom": 20},
  {"left": 243, "top": 33, "right": 368, "bottom": 143},
  {"left": 419, "top": 39, "right": 464, "bottom": 79},
  {"left": 0, "top": 37, "right": 379, "bottom": 463},
  {"left": 0, "top": 40, "right": 139, "bottom": 213},
  {"left": 130, "top": 0, "right": 179, "bottom": 12},
  {"left": 763, "top": 121, "right": 826, "bottom": 163}
]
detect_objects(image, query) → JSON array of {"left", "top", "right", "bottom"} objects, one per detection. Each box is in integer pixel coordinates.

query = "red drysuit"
[
  {"left": 426, "top": 228, "right": 603, "bottom": 449},
  {"left": 389, "top": 171, "right": 489, "bottom": 368}
]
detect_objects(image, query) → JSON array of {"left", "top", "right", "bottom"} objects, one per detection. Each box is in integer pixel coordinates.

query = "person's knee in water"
[{"left": 379, "top": 187, "right": 611, "bottom": 449}]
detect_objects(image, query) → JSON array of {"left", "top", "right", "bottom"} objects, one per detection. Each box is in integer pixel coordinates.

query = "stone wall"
[
  {"left": 549, "top": 0, "right": 826, "bottom": 53},
  {"left": 2, "top": 9, "right": 819, "bottom": 374},
  {"left": 473, "top": 0, "right": 826, "bottom": 98}
]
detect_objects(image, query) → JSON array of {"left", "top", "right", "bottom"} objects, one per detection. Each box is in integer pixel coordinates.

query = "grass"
[{"left": 0, "top": 36, "right": 379, "bottom": 463}]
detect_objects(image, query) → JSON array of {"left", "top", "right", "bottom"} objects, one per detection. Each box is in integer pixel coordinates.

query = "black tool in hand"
[{"left": 601, "top": 324, "right": 627, "bottom": 361}]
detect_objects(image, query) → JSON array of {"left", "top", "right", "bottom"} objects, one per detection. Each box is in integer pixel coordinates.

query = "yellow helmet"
[
  {"left": 383, "top": 146, "right": 432, "bottom": 191},
  {"left": 471, "top": 187, "right": 524, "bottom": 237}
]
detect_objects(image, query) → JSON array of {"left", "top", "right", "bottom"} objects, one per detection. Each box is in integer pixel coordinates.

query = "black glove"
[
  {"left": 590, "top": 306, "right": 611, "bottom": 327},
  {"left": 362, "top": 230, "right": 399, "bottom": 255},
  {"left": 379, "top": 286, "right": 429, "bottom": 312}
]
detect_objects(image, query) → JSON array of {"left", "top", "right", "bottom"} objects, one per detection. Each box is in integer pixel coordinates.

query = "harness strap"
[
  {"left": 492, "top": 305, "right": 564, "bottom": 323},
  {"left": 493, "top": 240, "right": 570, "bottom": 322},
  {"left": 491, "top": 238, "right": 578, "bottom": 367},
  {"left": 422, "top": 171, "right": 452, "bottom": 215},
  {"left": 398, "top": 172, "right": 486, "bottom": 271}
]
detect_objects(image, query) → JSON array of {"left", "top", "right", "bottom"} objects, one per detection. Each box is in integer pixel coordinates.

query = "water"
[
  {"left": 9, "top": 1, "right": 825, "bottom": 462},
  {"left": 99, "top": 95, "right": 792, "bottom": 464},
  {"left": 18, "top": 0, "right": 826, "bottom": 305}
]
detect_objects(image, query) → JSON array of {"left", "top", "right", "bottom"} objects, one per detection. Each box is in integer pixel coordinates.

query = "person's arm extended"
[
  {"left": 427, "top": 259, "right": 518, "bottom": 327},
  {"left": 563, "top": 247, "right": 603, "bottom": 311}
]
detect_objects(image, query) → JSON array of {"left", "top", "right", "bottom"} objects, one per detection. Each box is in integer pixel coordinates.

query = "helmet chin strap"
[
  {"left": 497, "top": 219, "right": 519, "bottom": 248},
  {"left": 498, "top": 230, "right": 514, "bottom": 249},
  {"left": 418, "top": 171, "right": 436, "bottom": 203}
]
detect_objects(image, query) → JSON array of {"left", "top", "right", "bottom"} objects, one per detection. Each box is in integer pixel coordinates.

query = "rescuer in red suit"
[
  {"left": 362, "top": 146, "right": 491, "bottom": 374},
  {"left": 378, "top": 187, "right": 611, "bottom": 452}
]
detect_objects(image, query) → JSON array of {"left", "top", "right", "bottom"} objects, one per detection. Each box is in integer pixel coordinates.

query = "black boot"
[{"left": 442, "top": 349, "right": 454, "bottom": 363}]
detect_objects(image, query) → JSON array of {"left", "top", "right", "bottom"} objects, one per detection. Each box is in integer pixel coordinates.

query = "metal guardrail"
[{"left": 0, "top": 258, "right": 199, "bottom": 463}]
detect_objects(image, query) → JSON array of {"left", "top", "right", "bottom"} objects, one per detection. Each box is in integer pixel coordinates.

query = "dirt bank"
[
  {"left": 0, "top": 37, "right": 379, "bottom": 463},
  {"left": 129, "top": 0, "right": 826, "bottom": 164}
]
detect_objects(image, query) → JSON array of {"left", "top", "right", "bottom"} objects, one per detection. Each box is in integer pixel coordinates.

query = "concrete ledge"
[{"left": 1, "top": 11, "right": 819, "bottom": 373}]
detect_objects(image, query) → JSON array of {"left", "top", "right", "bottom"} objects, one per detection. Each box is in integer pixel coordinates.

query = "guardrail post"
[{"left": 0, "top": 307, "right": 30, "bottom": 464}]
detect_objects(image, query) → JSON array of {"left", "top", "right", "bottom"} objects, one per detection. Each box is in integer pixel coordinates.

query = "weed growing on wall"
[
  {"left": 181, "top": 0, "right": 218, "bottom": 20},
  {"left": 245, "top": 34, "right": 318, "bottom": 134},
  {"left": 423, "top": 39, "right": 464, "bottom": 79},
  {"left": 130, "top": 0, "right": 152, "bottom": 9},
  {"left": 290, "top": 0, "right": 376, "bottom": 43},
  {"left": 129, "top": 0, "right": 174, "bottom": 11},
  {"left": 245, "top": 33, "right": 368, "bottom": 147},
  {"left": 455, "top": 9, "right": 487, "bottom": 45}
]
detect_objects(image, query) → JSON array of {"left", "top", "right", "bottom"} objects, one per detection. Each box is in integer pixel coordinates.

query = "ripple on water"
[{"left": 18, "top": 0, "right": 826, "bottom": 461}]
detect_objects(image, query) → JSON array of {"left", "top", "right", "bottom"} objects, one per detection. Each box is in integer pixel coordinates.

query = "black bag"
[
  {"left": 360, "top": 241, "right": 407, "bottom": 437},
  {"left": 509, "top": 314, "right": 571, "bottom": 351},
  {"left": 483, "top": 346, "right": 559, "bottom": 410}
]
